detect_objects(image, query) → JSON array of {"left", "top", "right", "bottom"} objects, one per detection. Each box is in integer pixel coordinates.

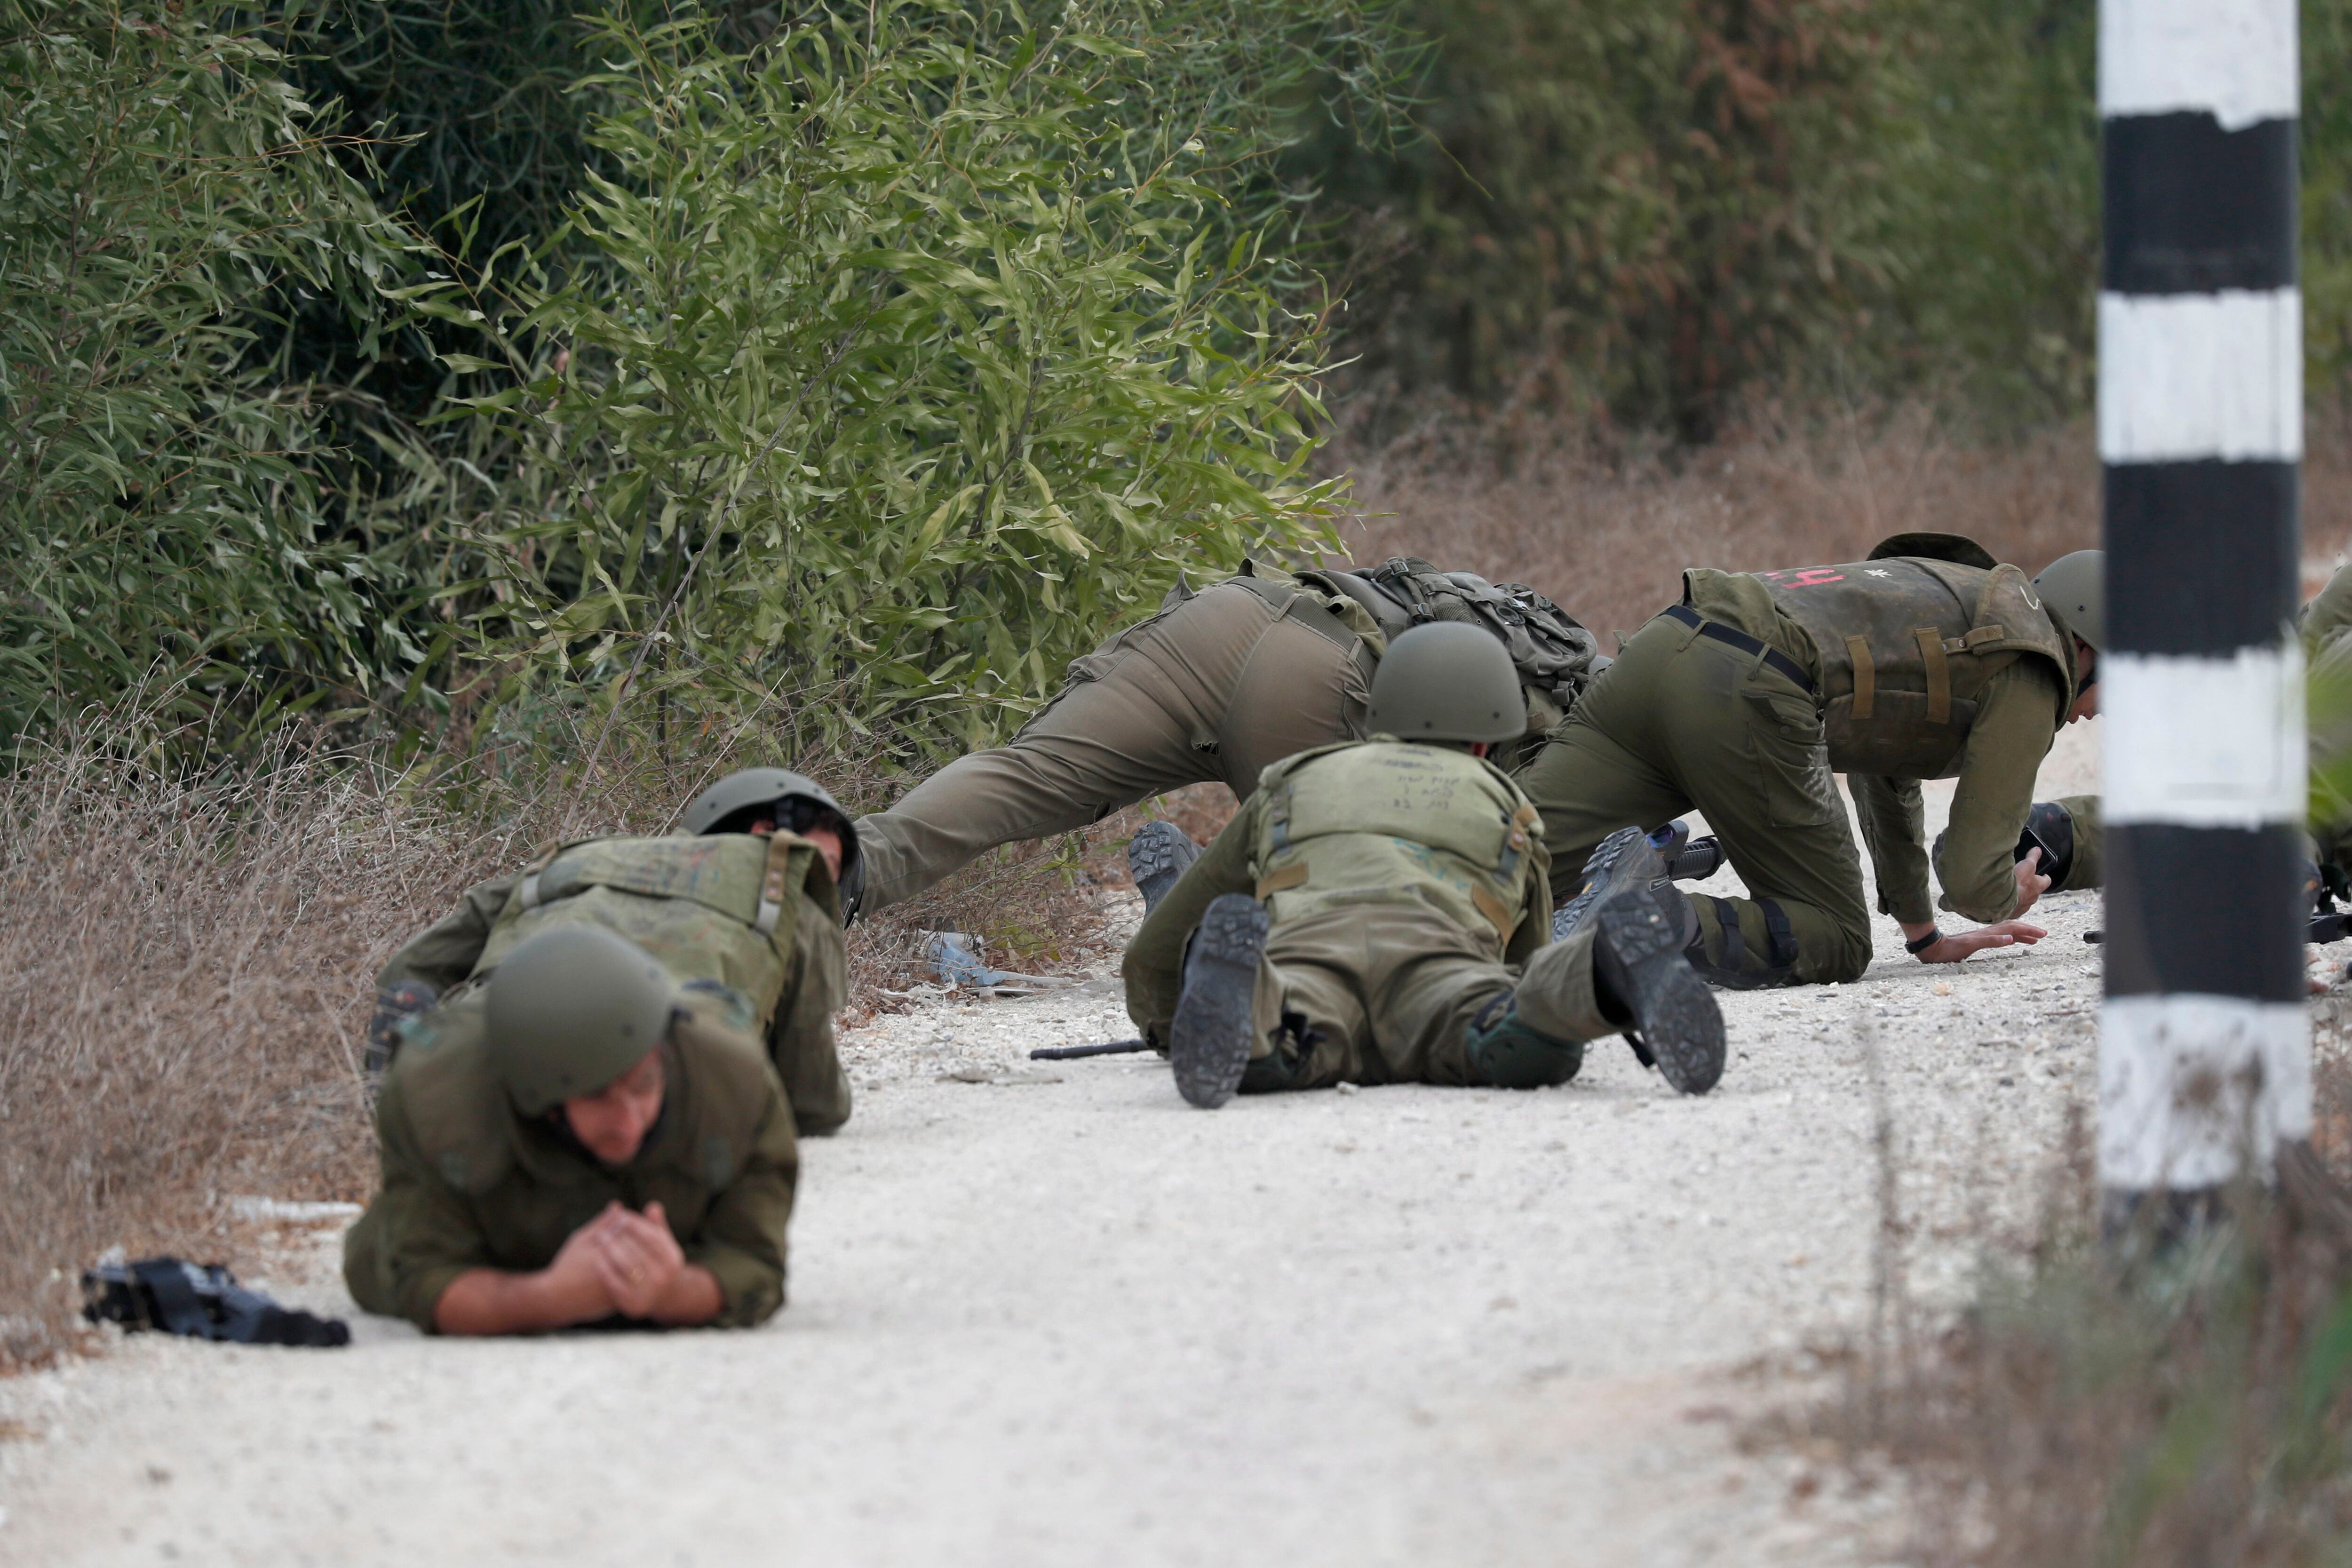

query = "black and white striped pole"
[{"left": 2099, "top": 0, "right": 2307, "bottom": 1214}]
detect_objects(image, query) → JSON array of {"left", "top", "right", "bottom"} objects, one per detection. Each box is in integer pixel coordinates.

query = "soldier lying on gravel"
[
  {"left": 849, "top": 556, "right": 1607, "bottom": 921},
  {"left": 1513, "top": 533, "right": 2106, "bottom": 988},
  {"left": 368, "top": 769, "right": 853, "bottom": 1136},
  {"left": 343, "top": 925, "right": 800, "bottom": 1335},
  {"left": 1121, "top": 621, "right": 1726, "bottom": 1107}
]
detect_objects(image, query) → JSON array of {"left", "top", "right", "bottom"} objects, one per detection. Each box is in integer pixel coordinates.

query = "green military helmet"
[
  {"left": 682, "top": 766, "right": 859, "bottom": 872},
  {"left": 485, "top": 926, "right": 682, "bottom": 1115},
  {"left": 1368, "top": 621, "right": 1524, "bottom": 744},
  {"left": 2033, "top": 550, "right": 2105, "bottom": 651}
]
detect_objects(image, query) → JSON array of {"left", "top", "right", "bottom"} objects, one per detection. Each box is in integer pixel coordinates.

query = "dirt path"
[{"left": 0, "top": 727, "right": 2143, "bottom": 1567}]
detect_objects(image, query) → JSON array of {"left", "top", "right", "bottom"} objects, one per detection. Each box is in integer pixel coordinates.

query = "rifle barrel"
[{"left": 1028, "top": 1038, "right": 1151, "bottom": 1060}]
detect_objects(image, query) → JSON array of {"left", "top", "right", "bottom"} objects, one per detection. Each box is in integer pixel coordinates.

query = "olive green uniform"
[
  {"left": 854, "top": 564, "right": 1388, "bottom": 912},
  {"left": 1517, "top": 541, "right": 2089, "bottom": 986},
  {"left": 2304, "top": 564, "right": 2352, "bottom": 872},
  {"left": 342, "top": 989, "right": 799, "bottom": 1330},
  {"left": 1123, "top": 739, "right": 1621, "bottom": 1090},
  {"left": 380, "top": 831, "right": 850, "bottom": 1135}
]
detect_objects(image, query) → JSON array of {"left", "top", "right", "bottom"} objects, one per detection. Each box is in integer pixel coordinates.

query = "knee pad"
[
  {"left": 1464, "top": 993, "right": 1585, "bottom": 1089},
  {"left": 1685, "top": 895, "right": 1800, "bottom": 989}
]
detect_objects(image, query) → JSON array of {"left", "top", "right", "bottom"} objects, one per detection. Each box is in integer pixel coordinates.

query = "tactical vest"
[
  {"left": 1753, "top": 535, "right": 2073, "bottom": 779},
  {"left": 387, "top": 986, "right": 774, "bottom": 1198},
  {"left": 472, "top": 832, "right": 828, "bottom": 1037},
  {"left": 1249, "top": 740, "right": 1544, "bottom": 951}
]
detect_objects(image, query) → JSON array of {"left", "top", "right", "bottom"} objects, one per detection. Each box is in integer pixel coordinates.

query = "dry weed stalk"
[{"left": 1831, "top": 1051, "right": 2352, "bottom": 1567}]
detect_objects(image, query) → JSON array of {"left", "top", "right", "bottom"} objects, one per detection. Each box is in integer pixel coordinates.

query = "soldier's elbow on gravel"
[
  {"left": 845, "top": 555, "right": 1606, "bottom": 922},
  {"left": 342, "top": 925, "right": 799, "bottom": 1337},
  {"left": 366, "top": 767, "right": 855, "bottom": 1138},
  {"left": 1513, "top": 533, "right": 2105, "bottom": 990},
  {"left": 1121, "top": 622, "right": 1727, "bottom": 1108}
]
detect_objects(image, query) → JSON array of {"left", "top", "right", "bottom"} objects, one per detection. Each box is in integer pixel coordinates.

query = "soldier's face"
[
  {"left": 746, "top": 817, "right": 845, "bottom": 881},
  {"left": 2068, "top": 645, "right": 2100, "bottom": 724},
  {"left": 801, "top": 824, "right": 845, "bottom": 881},
  {"left": 563, "top": 1050, "right": 666, "bottom": 1165}
]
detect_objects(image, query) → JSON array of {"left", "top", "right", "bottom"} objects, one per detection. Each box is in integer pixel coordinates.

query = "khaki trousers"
[
  {"left": 1242, "top": 900, "right": 1614, "bottom": 1091},
  {"left": 856, "top": 581, "right": 1369, "bottom": 911}
]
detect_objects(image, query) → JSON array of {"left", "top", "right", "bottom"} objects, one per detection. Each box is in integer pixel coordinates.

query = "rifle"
[
  {"left": 1029, "top": 1038, "right": 1153, "bottom": 1060},
  {"left": 83, "top": 1257, "right": 350, "bottom": 1347}
]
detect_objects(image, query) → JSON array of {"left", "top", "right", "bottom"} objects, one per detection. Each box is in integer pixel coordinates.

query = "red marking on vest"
[{"left": 1756, "top": 567, "right": 1845, "bottom": 588}]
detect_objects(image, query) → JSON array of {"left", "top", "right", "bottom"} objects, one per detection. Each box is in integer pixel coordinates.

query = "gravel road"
[{"left": 0, "top": 724, "right": 2153, "bottom": 1567}]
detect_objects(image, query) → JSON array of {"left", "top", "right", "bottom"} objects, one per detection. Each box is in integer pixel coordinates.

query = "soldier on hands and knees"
[
  {"left": 343, "top": 925, "right": 800, "bottom": 1335},
  {"left": 1122, "top": 622, "right": 1725, "bottom": 1107},
  {"left": 1514, "top": 533, "right": 2104, "bottom": 988},
  {"left": 847, "top": 557, "right": 1604, "bottom": 922},
  {"left": 366, "top": 769, "right": 855, "bottom": 1136}
]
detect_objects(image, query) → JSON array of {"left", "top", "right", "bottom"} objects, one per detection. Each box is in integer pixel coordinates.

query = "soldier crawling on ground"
[
  {"left": 343, "top": 925, "right": 801, "bottom": 1334},
  {"left": 1123, "top": 622, "right": 1726, "bottom": 1108},
  {"left": 367, "top": 768, "right": 857, "bottom": 1136},
  {"left": 845, "top": 556, "right": 1647, "bottom": 923},
  {"left": 1509, "top": 534, "right": 2107, "bottom": 989}
]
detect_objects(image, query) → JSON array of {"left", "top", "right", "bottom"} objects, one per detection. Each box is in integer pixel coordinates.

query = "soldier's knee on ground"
[
  {"left": 1462, "top": 991, "right": 1585, "bottom": 1089},
  {"left": 1686, "top": 894, "right": 1867, "bottom": 987}
]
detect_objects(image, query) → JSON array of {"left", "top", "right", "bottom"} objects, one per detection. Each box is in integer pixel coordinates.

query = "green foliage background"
[
  {"left": 7, "top": 0, "right": 2352, "bottom": 755},
  {"left": 1317, "top": 0, "right": 2352, "bottom": 436},
  {"left": 428, "top": 4, "right": 1351, "bottom": 756}
]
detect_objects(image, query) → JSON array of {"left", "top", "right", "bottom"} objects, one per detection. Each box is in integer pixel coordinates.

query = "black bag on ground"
[{"left": 82, "top": 1257, "right": 350, "bottom": 1347}]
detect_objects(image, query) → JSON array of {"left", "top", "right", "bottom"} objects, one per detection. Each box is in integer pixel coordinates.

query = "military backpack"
[{"left": 1319, "top": 557, "right": 1605, "bottom": 737}]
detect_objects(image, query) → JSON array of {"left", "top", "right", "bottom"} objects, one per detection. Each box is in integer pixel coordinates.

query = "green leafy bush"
[
  {"left": 0, "top": 0, "right": 415, "bottom": 742},
  {"left": 431, "top": 1, "right": 1352, "bottom": 758}
]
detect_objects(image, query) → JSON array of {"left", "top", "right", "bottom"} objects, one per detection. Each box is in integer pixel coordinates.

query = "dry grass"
[
  {"left": 844, "top": 782, "right": 1237, "bottom": 1010},
  {"left": 1811, "top": 1013, "right": 2352, "bottom": 1566},
  {"left": 0, "top": 728, "right": 526, "bottom": 1363},
  {"left": 1327, "top": 399, "right": 2352, "bottom": 637}
]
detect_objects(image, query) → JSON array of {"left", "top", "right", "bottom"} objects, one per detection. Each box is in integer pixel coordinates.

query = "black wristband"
[{"left": 1904, "top": 928, "right": 1943, "bottom": 955}]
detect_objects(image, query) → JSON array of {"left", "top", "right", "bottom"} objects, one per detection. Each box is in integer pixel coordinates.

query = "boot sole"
[
  {"left": 1130, "top": 820, "right": 1201, "bottom": 917},
  {"left": 1551, "top": 823, "right": 1636, "bottom": 944},
  {"left": 1580, "top": 827, "right": 1726, "bottom": 1095},
  {"left": 1170, "top": 893, "right": 1266, "bottom": 1108}
]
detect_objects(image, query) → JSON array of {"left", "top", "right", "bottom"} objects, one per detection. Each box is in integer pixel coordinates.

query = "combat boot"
[
  {"left": 1129, "top": 820, "right": 1201, "bottom": 916},
  {"left": 1563, "top": 826, "right": 1725, "bottom": 1095},
  {"left": 1169, "top": 892, "right": 1267, "bottom": 1108}
]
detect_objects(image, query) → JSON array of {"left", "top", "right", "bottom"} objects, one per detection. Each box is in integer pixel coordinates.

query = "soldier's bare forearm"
[
  {"left": 647, "top": 1265, "right": 724, "bottom": 1327},
  {"left": 430, "top": 1264, "right": 613, "bottom": 1336}
]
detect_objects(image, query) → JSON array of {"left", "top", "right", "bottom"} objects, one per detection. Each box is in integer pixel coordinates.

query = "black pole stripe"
[
  {"left": 2103, "top": 113, "right": 2298, "bottom": 295},
  {"left": 2103, "top": 460, "right": 2300, "bottom": 654},
  {"left": 2103, "top": 824, "right": 2309, "bottom": 1003}
]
